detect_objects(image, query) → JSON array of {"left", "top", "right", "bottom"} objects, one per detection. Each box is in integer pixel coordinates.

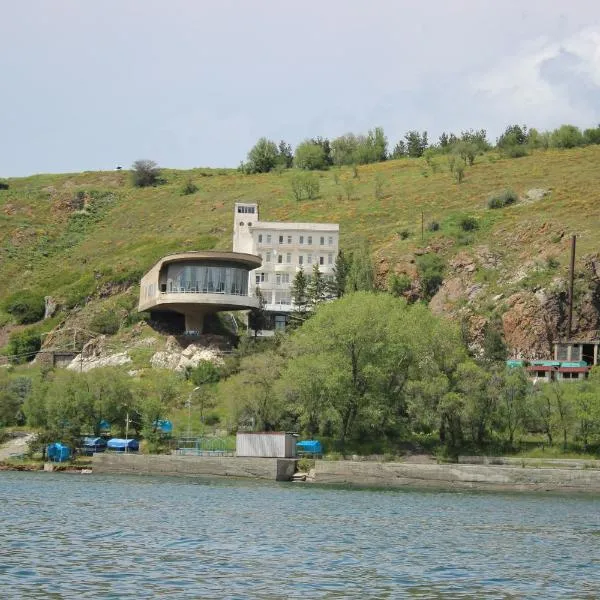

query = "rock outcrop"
[
  {"left": 67, "top": 335, "right": 132, "bottom": 372},
  {"left": 150, "top": 336, "right": 224, "bottom": 372}
]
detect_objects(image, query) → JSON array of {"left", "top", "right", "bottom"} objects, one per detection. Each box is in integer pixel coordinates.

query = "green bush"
[
  {"left": 131, "top": 159, "right": 160, "bottom": 187},
  {"left": 416, "top": 253, "right": 445, "bottom": 300},
  {"left": 388, "top": 273, "right": 412, "bottom": 297},
  {"left": 427, "top": 221, "right": 440, "bottom": 232},
  {"left": 91, "top": 310, "right": 121, "bottom": 335},
  {"left": 488, "top": 189, "right": 518, "bottom": 209},
  {"left": 5, "top": 329, "right": 42, "bottom": 364},
  {"left": 399, "top": 229, "right": 411, "bottom": 240},
  {"left": 550, "top": 124, "right": 585, "bottom": 149},
  {"left": 459, "top": 216, "right": 478, "bottom": 231},
  {"left": 180, "top": 179, "right": 198, "bottom": 195},
  {"left": 3, "top": 291, "right": 45, "bottom": 324},
  {"left": 0, "top": 179, "right": 9, "bottom": 190},
  {"left": 503, "top": 144, "right": 528, "bottom": 158},
  {"left": 294, "top": 141, "right": 328, "bottom": 170},
  {"left": 290, "top": 172, "right": 320, "bottom": 201}
]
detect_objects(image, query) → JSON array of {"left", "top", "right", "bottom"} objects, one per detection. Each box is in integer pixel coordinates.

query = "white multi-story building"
[{"left": 232, "top": 202, "right": 339, "bottom": 331}]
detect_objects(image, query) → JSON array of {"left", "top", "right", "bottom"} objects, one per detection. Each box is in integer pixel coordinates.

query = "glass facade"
[{"left": 164, "top": 262, "right": 249, "bottom": 296}]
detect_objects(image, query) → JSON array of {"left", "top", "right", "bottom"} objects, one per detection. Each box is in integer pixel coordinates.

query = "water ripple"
[{"left": 1, "top": 472, "right": 600, "bottom": 598}]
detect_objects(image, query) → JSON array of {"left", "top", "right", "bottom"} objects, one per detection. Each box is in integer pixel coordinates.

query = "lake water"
[{"left": 1, "top": 472, "right": 600, "bottom": 598}]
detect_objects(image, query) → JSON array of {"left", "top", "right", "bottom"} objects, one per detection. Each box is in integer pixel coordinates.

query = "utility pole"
[
  {"left": 124, "top": 411, "right": 130, "bottom": 453},
  {"left": 421, "top": 211, "right": 424, "bottom": 243},
  {"left": 567, "top": 235, "right": 576, "bottom": 340}
]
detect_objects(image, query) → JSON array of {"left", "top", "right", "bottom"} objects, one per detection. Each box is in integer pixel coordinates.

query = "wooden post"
[{"left": 567, "top": 235, "right": 576, "bottom": 339}]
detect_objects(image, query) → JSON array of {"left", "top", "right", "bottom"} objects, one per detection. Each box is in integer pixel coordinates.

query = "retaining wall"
[
  {"left": 312, "top": 460, "right": 600, "bottom": 493},
  {"left": 92, "top": 453, "right": 297, "bottom": 481}
]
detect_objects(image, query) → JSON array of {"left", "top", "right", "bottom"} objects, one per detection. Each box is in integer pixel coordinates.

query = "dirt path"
[{"left": 0, "top": 433, "right": 35, "bottom": 461}]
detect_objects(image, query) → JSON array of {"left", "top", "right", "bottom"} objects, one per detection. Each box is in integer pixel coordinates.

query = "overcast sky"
[{"left": 1, "top": 1, "right": 599, "bottom": 177}]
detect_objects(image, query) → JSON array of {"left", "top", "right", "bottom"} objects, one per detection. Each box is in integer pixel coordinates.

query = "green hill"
[{"left": 1, "top": 146, "right": 599, "bottom": 357}]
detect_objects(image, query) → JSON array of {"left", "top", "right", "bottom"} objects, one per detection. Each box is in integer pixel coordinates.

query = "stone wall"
[
  {"left": 312, "top": 460, "right": 600, "bottom": 493},
  {"left": 92, "top": 453, "right": 297, "bottom": 481}
]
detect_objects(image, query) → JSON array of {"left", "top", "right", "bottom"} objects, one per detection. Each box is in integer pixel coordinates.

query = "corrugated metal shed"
[{"left": 236, "top": 432, "right": 297, "bottom": 458}]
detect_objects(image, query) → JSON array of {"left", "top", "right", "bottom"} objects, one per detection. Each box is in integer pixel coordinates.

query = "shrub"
[
  {"left": 180, "top": 179, "right": 198, "bottom": 195},
  {"left": 290, "top": 172, "right": 320, "bottom": 201},
  {"left": 453, "top": 158, "right": 465, "bottom": 183},
  {"left": 459, "top": 216, "right": 478, "bottom": 231},
  {"left": 91, "top": 310, "right": 121, "bottom": 335},
  {"left": 427, "top": 221, "right": 440, "bottom": 232},
  {"left": 416, "top": 253, "right": 445, "bottom": 300},
  {"left": 294, "top": 141, "right": 327, "bottom": 170},
  {"left": 488, "top": 189, "right": 518, "bottom": 209},
  {"left": 388, "top": 273, "right": 412, "bottom": 297},
  {"left": 550, "top": 124, "right": 585, "bottom": 149},
  {"left": 503, "top": 144, "right": 528, "bottom": 158},
  {"left": 3, "top": 291, "right": 45, "bottom": 324},
  {"left": 399, "top": 229, "right": 411, "bottom": 240},
  {"left": 584, "top": 126, "right": 600, "bottom": 145},
  {"left": 6, "top": 329, "right": 42, "bottom": 364},
  {"left": 0, "top": 179, "right": 9, "bottom": 190},
  {"left": 131, "top": 159, "right": 160, "bottom": 187}
]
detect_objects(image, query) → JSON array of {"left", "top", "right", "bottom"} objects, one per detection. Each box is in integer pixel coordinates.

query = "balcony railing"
[{"left": 160, "top": 287, "right": 250, "bottom": 297}]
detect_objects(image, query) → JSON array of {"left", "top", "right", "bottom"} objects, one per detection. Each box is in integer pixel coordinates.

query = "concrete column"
[
  {"left": 184, "top": 311, "right": 206, "bottom": 333},
  {"left": 594, "top": 344, "right": 598, "bottom": 366}
]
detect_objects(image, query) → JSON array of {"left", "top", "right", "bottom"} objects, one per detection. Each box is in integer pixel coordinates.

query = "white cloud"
[{"left": 472, "top": 27, "right": 600, "bottom": 130}]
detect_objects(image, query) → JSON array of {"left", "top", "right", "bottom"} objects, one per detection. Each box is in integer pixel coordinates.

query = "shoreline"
[{"left": 5, "top": 455, "right": 600, "bottom": 494}]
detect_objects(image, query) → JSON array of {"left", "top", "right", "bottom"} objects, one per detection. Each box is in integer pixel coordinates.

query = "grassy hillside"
[{"left": 1, "top": 147, "right": 599, "bottom": 342}]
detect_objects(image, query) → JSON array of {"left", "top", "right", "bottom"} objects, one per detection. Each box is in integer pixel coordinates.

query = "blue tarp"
[
  {"left": 99, "top": 419, "right": 111, "bottom": 432},
  {"left": 82, "top": 437, "right": 107, "bottom": 454},
  {"left": 47, "top": 443, "right": 71, "bottom": 462},
  {"left": 153, "top": 420, "right": 173, "bottom": 434},
  {"left": 297, "top": 440, "right": 323, "bottom": 454},
  {"left": 107, "top": 438, "right": 139, "bottom": 452}
]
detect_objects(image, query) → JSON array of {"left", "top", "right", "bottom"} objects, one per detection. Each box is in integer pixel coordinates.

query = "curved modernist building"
[{"left": 138, "top": 251, "right": 262, "bottom": 333}]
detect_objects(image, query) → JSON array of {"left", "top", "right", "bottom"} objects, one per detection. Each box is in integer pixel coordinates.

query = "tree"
[
  {"left": 499, "top": 368, "right": 529, "bottom": 447},
  {"left": 131, "top": 159, "right": 160, "bottom": 187},
  {"left": 330, "top": 133, "right": 359, "bottom": 166},
  {"left": 497, "top": 124, "right": 528, "bottom": 148},
  {"left": 330, "top": 250, "right": 350, "bottom": 298},
  {"left": 311, "top": 137, "right": 333, "bottom": 166},
  {"left": 291, "top": 267, "right": 309, "bottom": 325},
  {"left": 279, "top": 293, "right": 466, "bottom": 447},
  {"left": 294, "top": 140, "right": 327, "bottom": 170},
  {"left": 549, "top": 124, "right": 585, "bottom": 149},
  {"left": 277, "top": 140, "right": 293, "bottom": 168},
  {"left": 220, "top": 351, "right": 286, "bottom": 431},
  {"left": 307, "top": 263, "right": 326, "bottom": 307},
  {"left": 346, "top": 240, "right": 375, "bottom": 292},
  {"left": 482, "top": 320, "right": 507, "bottom": 362},
  {"left": 388, "top": 273, "right": 412, "bottom": 297},
  {"left": 246, "top": 137, "right": 279, "bottom": 173},
  {"left": 404, "top": 130, "right": 428, "bottom": 158},
  {"left": 456, "top": 361, "right": 495, "bottom": 445},
  {"left": 391, "top": 140, "right": 407, "bottom": 158},
  {"left": 248, "top": 286, "right": 267, "bottom": 336}
]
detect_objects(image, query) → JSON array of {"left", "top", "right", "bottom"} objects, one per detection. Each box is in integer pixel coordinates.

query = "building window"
[
  {"left": 255, "top": 273, "right": 268, "bottom": 284},
  {"left": 275, "top": 315, "right": 287, "bottom": 330},
  {"left": 287, "top": 235, "right": 292, "bottom": 244},
  {"left": 286, "top": 253, "right": 292, "bottom": 264},
  {"left": 237, "top": 205, "right": 255, "bottom": 214},
  {"left": 299, "top": 235, "right": 304, "bottom": 244},
  {"left": 279, "top": 235, "right": 284, "bottom": 244},
  {"left": 266, "top": 252, "right": 271, "bottom": 262},
  {"left": 328, "top": 236, "right": 333, "bottom": 246},
  {"left": 328, "top": 253, "right": 333, "bottom": 265},
  {"left": 319, "top": 256, "right": 325, "bottom": 265},
  {"left": 276, "top": 273, "right": 290, "bottom": 285},
  {"left": 267, "top": 234, "right": 272, "bottom": 244},
  {"left": 277, "top": 254, "right": 283, "bottom": 264},
  {"left": 258, "top": 234, "right": 263, "bottom": 243},
  {"left": 308, "top": 235, "right": 312, "bottom": 245},
  {"left": 307, "top": 254, "right": 312, "bottom": 264},
  {"left": 320, "top": 236, "right": 325, "bottom": 245},
  {"left": 299, "top": 255, "right": 303, "bottom": 265}
]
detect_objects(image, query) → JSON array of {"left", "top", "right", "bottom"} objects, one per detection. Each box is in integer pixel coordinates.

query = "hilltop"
[{"left": 1, "top": 146, "right": 599, "bottom": 360}]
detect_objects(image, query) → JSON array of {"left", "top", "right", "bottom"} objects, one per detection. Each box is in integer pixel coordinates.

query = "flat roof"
[
  {"left": 144, "top": 251, "right": 262, "bottom": 274},
  {"left": 249, "top": 221, "right": 339, "bottom": 232}
]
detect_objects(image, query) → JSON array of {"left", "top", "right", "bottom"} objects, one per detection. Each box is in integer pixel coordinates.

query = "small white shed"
[{"left": 236, "top": 432, "right": 297, "bottom": 458}]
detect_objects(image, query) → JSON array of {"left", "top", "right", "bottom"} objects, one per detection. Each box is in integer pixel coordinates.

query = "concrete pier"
[
  {"left": 311, "top": 460, "right": 600, "bottom": 493},
  {"left": 92, "top": 453, "right": 297, "bottom": 481}
]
